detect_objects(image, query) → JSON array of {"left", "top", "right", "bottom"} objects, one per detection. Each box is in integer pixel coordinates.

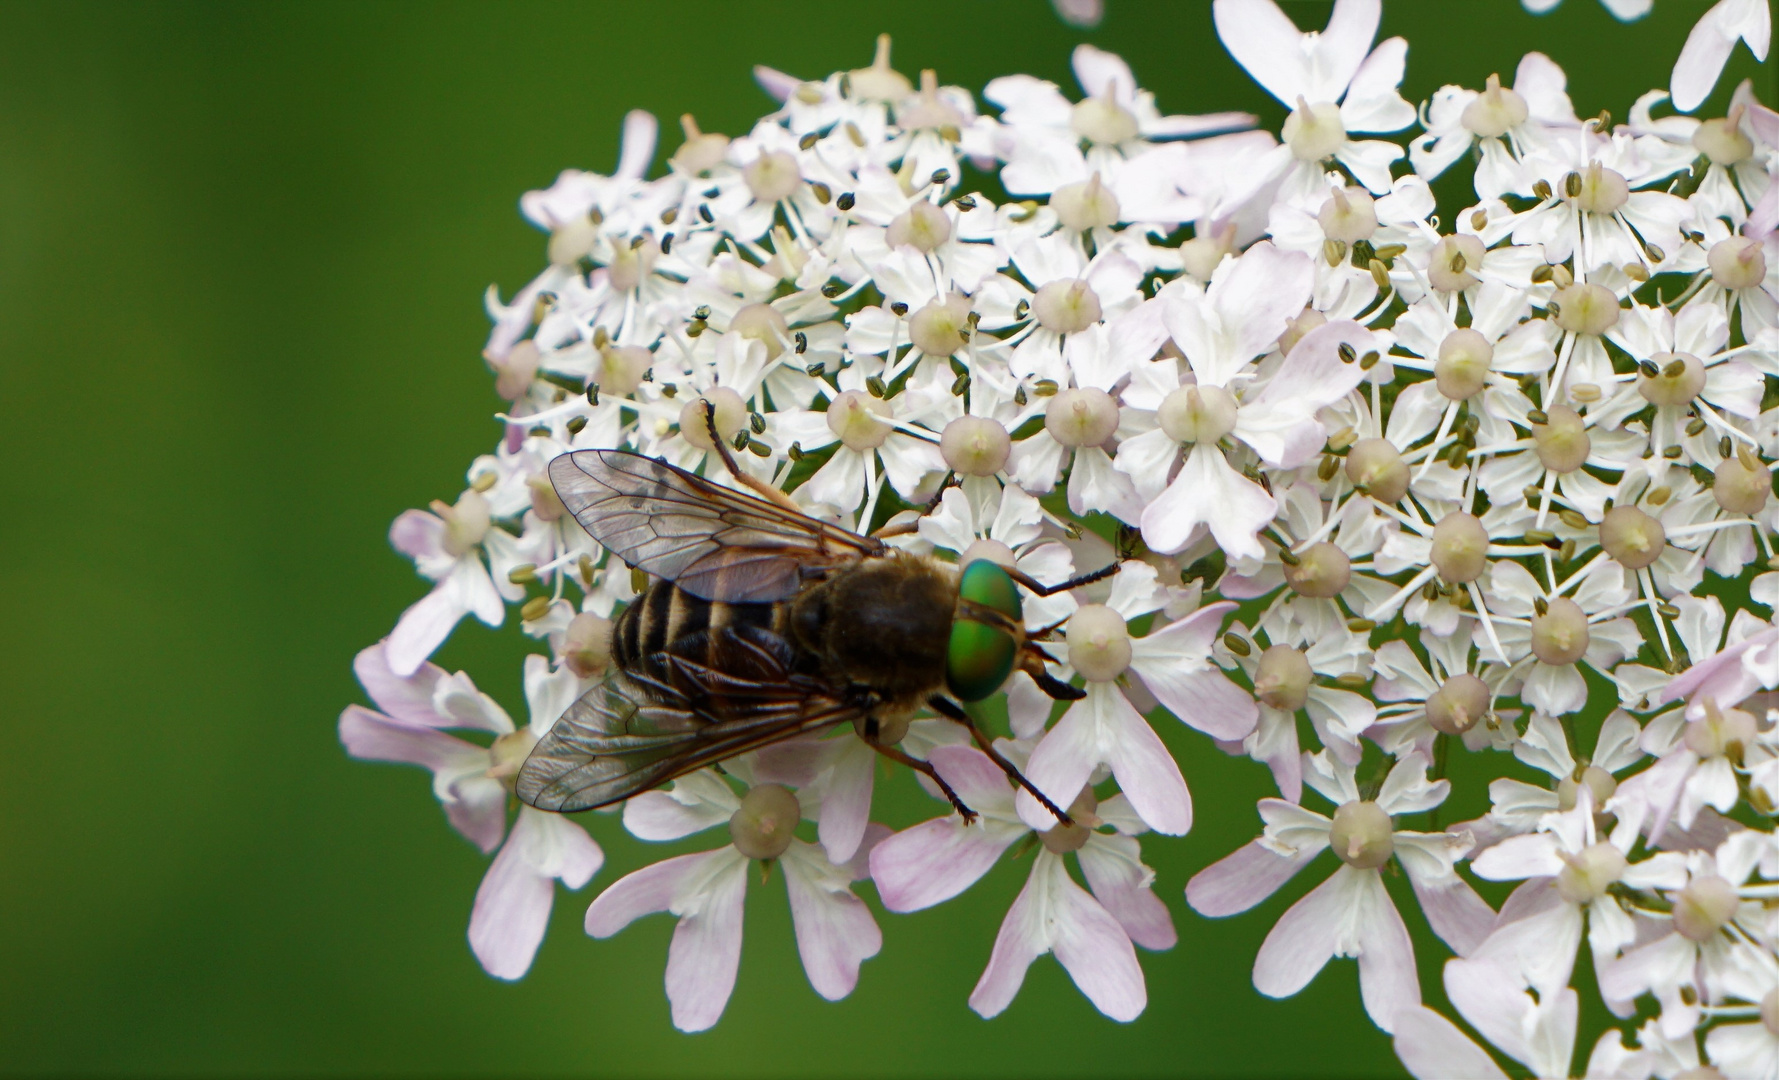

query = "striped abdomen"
[{"left": 611, "top": 580, "right": 798, "bottom": 713}]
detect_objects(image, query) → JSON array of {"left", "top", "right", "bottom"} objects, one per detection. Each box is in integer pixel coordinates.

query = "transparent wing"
[
  {"left": 515, "top": 671, "right": 856, "bottom": 813},
  {"left": 549, "top": 450, "right": 882, "bottom": 603}
]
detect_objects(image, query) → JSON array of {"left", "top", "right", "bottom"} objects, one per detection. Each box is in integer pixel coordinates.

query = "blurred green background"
[{"left": 0, "top": 1, "right": 1768, "bottom": 1076}]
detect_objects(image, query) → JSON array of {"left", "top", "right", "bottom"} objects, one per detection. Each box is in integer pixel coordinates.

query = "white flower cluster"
[{"left": 342, "top": 0, "right": 1779, "bottom": 1070}]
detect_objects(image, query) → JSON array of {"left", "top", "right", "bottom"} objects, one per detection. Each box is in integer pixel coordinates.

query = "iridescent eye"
[{"left": 945, "top": 560, "right": 1023, "bottom": 702}]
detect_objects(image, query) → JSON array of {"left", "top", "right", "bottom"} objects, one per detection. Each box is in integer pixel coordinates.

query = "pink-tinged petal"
[
  {"left": 662, "top": 854, "right": 750, "bottom": 1033},
  {"left": 1393, "top": 1005, "right": 1510, "bottom": 1080},
  {"left": 1016, "top": 705, "right": 1099, "bottom": 831},
  {"left": 1046, "top": 858, "right": 1147, "bottom": 1022},
  {"left": 1313, "top": 0, "right": 1383, "bottom": 101},
  {"left": 614, "top": 109, "right": 658, "bottom": 182},
  {"left": 817, "top": 738, "right": 876, "bottom": 865},
  {"left": 1213, "top": 241, "right": 1317, "bottom": 369},
  {"left": 1078, "top": 833, "right": 1176, "bottom": 950},
  {"left": 1141, "top": 445, "right": 1275, "bottom": 561},
  {"left": 1355, "top": 871, "right": 1420, "bottom": 1033},
  {"left": 1671, "top": 0, "right": 1770, "bottom": 112},
  {"left": 1340, "top": 38, "right": 1415, "bottom": 133},
  {"left": 969, "top": 859, "right": 1052, "bottom": 1019},
  {"left": 869, "top": 816, "right": 1025, "bottom": 912},
  {"left": 1100, "top": 688, "right": 1192, "bottom": 835},
  {"left": 782, "top": 841, "right": 881, "bottom": 1001},
  {"left": 1212, "top": 0, "right": 1313, "bottom": 105},
  {"left": 585, "top": 852, "right": 711, "bottom": 937},
  {"left": 1070, "top": 44, "right": 1135, "bottom": 101},
  {"left": 752, "top": 65, "right": 798, "bottom": 103},
  {"left": 1470, "top": 832, "right": 1564, "bottom": 881},
  {"left": 1408, "top": 874, "right": 1496, "bottom": 957},
  {"left": 468, "top": 819, "right": 555, "bottom": 981},
  {"left": 1187, "top": 840, "right": 1321, "bottom": 916},
  {"left": 389, "top": 509, "right": 445, "bottom": 561},
  {"left": 385, "top": 578, "right": 473, "bottom": 677},
  {"left": 443, "top": 777, "right": 511, "bottom": 856},
  {"left": 1469, "top": 881, "right": 1581, "bottom": 995},
  {"left": 1443, "top": 957, "right": 1536, "bottom": 1066},
  {"left": 1132, "top": 605, "right": 1256, "bottom": 740},
  {"left": 1252, "top": 865, "right": 1359, "bottom": 999},
  {"left": 929, "top": 744, "right": 1021, "bottom": 815},
  {"left": 622, "top": 790, "right": 731, "bottom": 842},
  {"left": 352, "top": 642, "right": 447, "bottom": 726}
]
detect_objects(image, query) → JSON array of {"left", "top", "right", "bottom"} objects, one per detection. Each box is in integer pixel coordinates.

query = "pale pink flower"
[
  {"left": 1671, "top": 0, "right": 1772, "bottom": 113},
  {"left": 385, "top": 489, "right": 532, "bottom": 676},
  {"left": 870, "top": 744, "right": 1170, "bottom": 1022},
  {"left": 1187, "top": 752, "right": 1491, "bottom": 1031}
]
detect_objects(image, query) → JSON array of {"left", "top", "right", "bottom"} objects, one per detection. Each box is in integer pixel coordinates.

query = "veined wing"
[
  {"left": 515, "top": 674, "right": 856, "bottom": 813},
  {"left": 548, "top": 450, "right": 882, "bottom": 603}
]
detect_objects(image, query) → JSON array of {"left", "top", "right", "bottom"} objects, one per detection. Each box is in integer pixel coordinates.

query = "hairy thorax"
[{"left": 790, "top": 553, "right": 957, "bottom": 707}]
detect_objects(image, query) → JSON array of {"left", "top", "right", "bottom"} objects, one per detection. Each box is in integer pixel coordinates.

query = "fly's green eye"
[
  {"left": 958, "top": 559, "right": 1022, "bottom": 620},
  {"left": 946, "top": 619, "right": 1016, "bottom": 702},
  {"left": 946, "top": 560, "right": 1023, "bottom": 702}
]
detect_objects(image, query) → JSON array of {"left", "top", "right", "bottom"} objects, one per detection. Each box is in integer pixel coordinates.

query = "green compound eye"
[{"left": 946, "top": 561, "right": 1024, "bottom": 702}]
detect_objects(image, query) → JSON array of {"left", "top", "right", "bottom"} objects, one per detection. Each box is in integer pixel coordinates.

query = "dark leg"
[
  {"left": 702, "top": 400, "right": 807, "bottom": 514},
  {"left": 926, "top": 695, "right": 1074, "bottom": 826},
  {"left": 866, "top": 739, "right": 977, "bottom": 824},
  {"left": 1005, "top": 562, "right": 1120, "bottom": 598},
  {"left": 1030, "top": 670, "right": 1085, "bottom": 701}
]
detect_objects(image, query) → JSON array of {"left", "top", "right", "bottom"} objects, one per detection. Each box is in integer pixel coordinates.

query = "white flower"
[{"left": 1671, "top": 0, "right": 1773, "bottom": 113}]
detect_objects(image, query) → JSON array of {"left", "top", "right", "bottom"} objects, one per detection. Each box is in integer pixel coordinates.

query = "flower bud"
[
  {"left": 1430, "top": 512, "right": 1489, "bottom": 583},
  {"left": 1684, "top": 699, "right": 1757, "bottom": 759},
  {"left": 1157, "top": 384, "right": 1238, "bottom": 444},
  {"left": 1672, "top": 875, "right": 1739, "bottom": 942},
  {"left": 1556, "top": 765, "right": 1617, "bottom": 811},
  {"left": 1317, "top": 186, "right": 1378, "bottom": 243},
  {"left": 1282, "top": 98, "right": 1345, "bottom": 162},
  {"left": 1045, "top": 387, "right": 1120, "bottom": 448},
  {"left": 729, "top": 783, "right": 801, "bottom": 860},
  {"left": 1425, "top": 673, "right": 1489, "bottom": 736},
  {"left": 1568, "top": 163, "right": 1629, "bottom": 216},
  {"left": 1638, "top": 351, "right": 1706, "bottom": 406},
  {"left": 679, "top": 386, "right": 748, "bottom": 451},
  {"left": 607, "top": 236, "right": 660, "bottom": 292},
  {"left": 1278, "top": 309, "right": 1327, "bottom": 356},
  {"left": 941, "top": 416, "right": 1011, "bottom": 476},
  {"left": 1435, "top": 328, "right": 1493, "bottom": 400},
  {"left": 1428, "top": 235, "right": 1486, "bottom": 292},
  {"left": 1551, "top": 283, "right": 1620, "bottom": 336},
  {"left": 597, "top": 343, "right": 653, "bottom": 396},
  {"left": 1180, "top": 223, "right": 1236, "bottom": 281},
  {"left": 1071, "top": 93, "right": 1138, "bottom": 146},
  {"left": 1068, "top": 604, "right": 1132, "bottom": 682},
  {"left": 1052, "top": 172, "right": 1121, "bottom": 231},
  {"left": 1708, "top": 235, "right": 1767, "bottom": 290},
  {"left": 959, "top": 538, "right": 1016, "bottom": 568},
  {"left": 1713, "top": 453, "right": 1772, "bottom": 515},
  {"left": 908, "top": 294, "right": 971, "bottom": 357},
  {"left": 1253, "top": 645, "right": 1313, "bottom": 711},
  {"left": 1599, "top": 505, "right": 1666, "bottom": 569},
  {"left": 1329, "top": 800, "right": 1394, "bottom": 869},
  {"left": 1284, "top": 541, "right": 1351, "bottom": 598},
  {"left": 1346, "top": 438, "right": 1410, "bottom": 503},
  {"left": 1531, "top": 597, "right": 1589, "bottom": 665},
  {"left": 730, "top": 302, "right": 792, "bottom": 361},
  {"left": 1031, "top": 279, "right": 1102, "bottom": 334},
  {"left": 1533, "top": 405, "right": 1591, "bottom": 474},
  {"left": 1040, "top": 789, "right": 1100, "bottom": 854},
  {"left": 563, "top": 613, "right": 615, "bottom": 678},
  {"left": 548, "top": 215, "right": 599, "bottom": 267},
  {"left": 435, "top": 491, "right": 492, "bottom": 557},
  {"left": 1694, "top": 114, "right": 1753, "bottom": 165},
  {"left": 827, "top": 389, "right": 893, "bottom": 451},
  {"left": 886, "top": 201, "right": 952, "bottom": 252},
  {"left": 493, "top": 340, "right": 541, "bottom": 401},
  {"left": 852, "top": 708, "right": 911, "bottom": 746},
  {"left": 1555, "top": 841, "right": 1626, "bottom": 904},
  {"left": 1461, "top": 73, "right": 1529, "bottom": 137},
  {"left": 487, "top": 727, "right": 540, "bottom": 785},
  {"left": 672, "top": 115, "right": 731, "bottom": 175},
  {"left": 744, "top": 151, "right": 801, "bottom": 204},
  {"left": 849, "top": 35, "right": 912, "bottom": 101}
]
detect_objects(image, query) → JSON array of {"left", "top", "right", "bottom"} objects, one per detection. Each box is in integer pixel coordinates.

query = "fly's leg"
[
  {"left": 925, "top": 695, "right": 1075, "bottom": 826},
  {"left": 870, "top": 471, "right": 957, "bottom": 538},
  {"left": 701, "top": 400, "right": 806, "bottom": 514},
  {"left": 1005, "top": 562, "right": 1120, "bottom": 597},
  {"left": 866, "top": 738, "right": 978, "bottom": 824}
]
